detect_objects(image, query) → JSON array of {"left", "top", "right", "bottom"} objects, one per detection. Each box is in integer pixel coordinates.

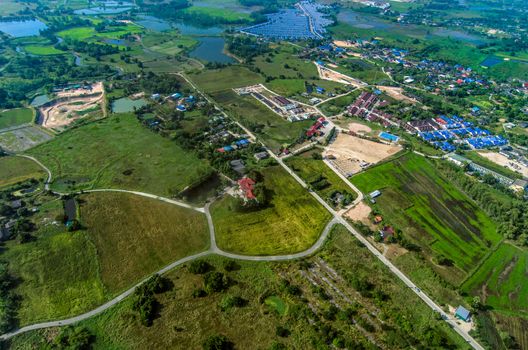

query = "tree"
[
  {"left": 54, "top": 326, "right": 94, "bottom": 349},
  {"left": 189, "top": 260, "right": 213, "bottom": 274},
  {"left": 204, "top": 271, "right": 228, "bottom": 294},
  {"left": 202, "top": 334, "right": 233, "bottom": 350}
]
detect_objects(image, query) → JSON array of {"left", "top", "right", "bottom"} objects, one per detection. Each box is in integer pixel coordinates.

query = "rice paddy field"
[
  {"left": 0, "top": 107, "right": 35, "bottom": 129},
  {"left": 211, "top": 166, "right": 332, "bottom": 255},
  {"left": 462, "top": 243, "right": 527, "bottom": 317},
  {"left": 0, "top": 156, "right": 46, "bottom": 188},
  {"left": 350, "top": 153, "right": 501, "bottom": 284},
  {"left": 27, "top": 114, "right": 212, "bottom": 196}
]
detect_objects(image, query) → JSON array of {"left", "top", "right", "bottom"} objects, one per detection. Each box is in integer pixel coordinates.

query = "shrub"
[
  {"left": 189, "top": 260, "right": 213, "bottom": 274},
  {"left": 202, "top": 334, "right": 233, "bottom": 350},
  {"left": 204, "top": 271, "right": 228, "bottom": 294},
  {"left": 223, "top": 260, "right": 241, "bottom": 272},
  {"left": 54, "top": 326, "right": 94, "bottom": 349},
  {"left": 275, "top": 325, "right": 290, "bottom": 337},
  {"left": 218, "top": 295, "right": 247, "bottom": 311}
]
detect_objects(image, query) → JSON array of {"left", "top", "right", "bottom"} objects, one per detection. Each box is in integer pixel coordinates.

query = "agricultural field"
[
  {"left": 23, "top": 45, "right": 66, "bottom": 56},
  {"left": 0, "top": 108, "right": 35, "bottom": 129},
  {"left": 188, "top": 66, "right": 263, "bottom": 93},
  {"left": 0, "top": 125, "right": 53, "bottom": 152},
  {"left": 286, "top": 151, "right": 357, "bottom": 208},
  {"left": 79, "top": 191, "right": 210, "bottom": 293},
  {"left": 182, "top": 6, "right": 253, "bottom": 23},
  {"left": 0, "top": 156, "right": 46, "bottom": 188},
  {"left": 211, "top": 89, "right": 312, "bottom": 152},
  {"left": 8, "top": 226, "right": 468, "bottom": 349},
  {"left": 462, "top": 243, "right": 527, "bottom": 317},
  {"left": 350, "top": 153, "right": 501, "bottom": 284},
  {"left": 211, "top": 166, "right": 331, "bottom": 255},
  {"left": 28, "top": 114, "right": 213, "bottom": 196},
  {"left": 0, "top": 0, "right": 27, "bottom": 15}
]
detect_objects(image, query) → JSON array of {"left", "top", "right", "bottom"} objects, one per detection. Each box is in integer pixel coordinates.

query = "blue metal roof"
[{"left": 455, "top": 305, "right": 471, "bottom": 321}]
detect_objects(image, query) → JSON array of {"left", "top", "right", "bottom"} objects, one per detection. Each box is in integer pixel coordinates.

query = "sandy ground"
[
  {"left": 477, "top": 151, "right": 528, "bottom": 177},
  {"left": 344, "top": 201, "right": 371, "bottom": 224},
  {"left": 377, "top": 86, "right": 417, "bottom": 104},
  {"left": 347, "top": 122, "right": 372, "bottom": 134},
  {"left": 325, "top": 133, "right": 401, "bottom": 175},
  {"left": 316, "top": 64, "right": 367, "bottom": 88},
  {"left": 40, "top": 82, "right": 103, "bottom": 129},
  {"left": 333, "top": 40, "right": 355, "bottom": 48}
]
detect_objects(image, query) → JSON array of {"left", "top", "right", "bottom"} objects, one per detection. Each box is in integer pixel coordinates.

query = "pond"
[
  {"left": 64, "top": 198, "right": 77, "bottom": 222},
  {"left": 74, "top": 1, "right": 135, "bottom": 15},
  {"left": 0, "top": 19, "right": 47, "bottom": 37},
  {"left": 111, "top": 98, "right": 148, "bottom": 113},
  {"left": 104, "top": 38, "right": 128, "bottom": 46},
  {"left": 180, "top": 173, "right": 222, "bottom": 205},
  {"left": 480, "top": 56, "right": 503, "bottom": 68},
  {"left": 30, "top": 94, "right": 51, "bottom": 107},
  {"left": 173, "top": 22, "right": 224, "bottom": 36},
  {"left": 136, "top": 15, "right": 172, "bottom": 32},
  {"left": 189, "top": 37, "right": 234, "bottom": 64}
]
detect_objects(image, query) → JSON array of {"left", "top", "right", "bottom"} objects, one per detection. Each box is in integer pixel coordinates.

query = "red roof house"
[{"left": 238, "top": 177, "right": 256, "bottom": 200}]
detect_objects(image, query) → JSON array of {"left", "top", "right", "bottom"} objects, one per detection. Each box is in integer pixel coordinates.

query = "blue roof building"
[{"left": 455, "top": 306, "right": 471, "bottom": 322}]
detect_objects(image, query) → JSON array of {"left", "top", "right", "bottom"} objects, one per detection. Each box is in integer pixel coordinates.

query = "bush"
[
  {"left": 218, "top": 295, "right": 247, "bottom": 311},
  {"left": 192, "top": 288, "right": 207, "bottom": 298},
  {"left": 275, "top": 325, "right": 290, "bottom": 337},
  {"left": 204, "top": 271, "right": 228, "bottom": 294},
  {"left": 202, "top": 334, "right": 234, "bottom": 350},
  {"left": 54, "top": 326, "right": 94, "bottom": 349},
  {"left": 189, "top": 260, "right": 213, "bottom": 274},
  {"left": 223, "top": 260, "right": 241, "bottom": 272}
]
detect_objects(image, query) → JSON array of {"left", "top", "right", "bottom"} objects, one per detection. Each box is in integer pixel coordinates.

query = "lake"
[
  {"left": 173, "top": 22, "right": 224, "bottom": 36},
  {"left": 0, "top": 19, "right": 47, "bottom": 37},
  {"left": 136, "top": 15, "right": 172, "bottom": 32},
  {"left": 430, "top": 28, "right": 487, "bottom": 45},
  {"left": 74, "top": 1, "right": 135, "bottom": 15},
  {"left": 111, "top": 98, "right": 148, "bottom": 113},
  {"left": 189, "top": 37, "right": 234, "bottom": 64},
  {"left": 480, "top": 56, "right": 503, "bottom": 68}
]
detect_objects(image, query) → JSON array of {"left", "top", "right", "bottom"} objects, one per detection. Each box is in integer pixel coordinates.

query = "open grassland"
[
  {"left": 0, "top": 107, "right": 34, "bottom": 129},
  {"left": 9, "top": 226, "right": 468, "bottom": 349},
  {"left": 28, "top": 114, "right": 212, "bottom": 196},
  {"left": 0, "top": 0, "right": 26, "bottom": 15},
  {"left": 211, "top": 89, "right": 311, "bottom": 151},
  {"left": 0, "top": 156, "right": 46, "bottom": 188},
  {"left": 57, "top": 24, "right": 142, "bottom": 41},
  {"left": 286, "top": 152, "right": 357, "bottom": 207},
  {"left": 462, "top": 243, "right": 527, "bottom": 317},
  {"left": 188, "top": 66, "right": 263, "bottom": 93},
  {"left": 351, "top": 153, "right": 500, "bottom": 283},
  {"left": 254, "top": 46, "right": 318, "bottom": 79},
  {"left": 147, "top": 37, "right": 197, "bottom": 55},
  {"left": 80, "top": 192, "right": 209, "bottom": 293},
  {"left": 212, "top": 166, "right": 331, "bottom": 255},
  {"left": 266, "top": 78, "right": 345, "bottom": 99},
  {"left": 182, "top": 6, "right": 253, "bottom": 23},
  {"left": 23, "top": 45, "right": 66, "bottom": 56},
  {"left": 2, "top": 200, "right": 106, "bottom": 325}
]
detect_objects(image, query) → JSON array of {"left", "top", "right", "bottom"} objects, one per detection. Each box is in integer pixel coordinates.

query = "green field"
[
  {"left": 182, "top": 6, "right": 253, "bottom": 23},
  {"left": 147, "top": 37, "right": 197, "bottom": 55},
  {"left": 57, "top": 24, "right": 143, "bottom": 41},
  {"left": 23, "top": 45, "right": 66, "bottom": 56},
  {"left": 0, "top": 107, "right": 35, "bottom": 129},
  {"left": 0, "top": 156, "right": 45, "bottom": 188},
  {"left": 28, "top": 114, "right": 212, "bottom": 196},
  {"left": 188, "top": 66, "right": 263, "bottom": 93},
  {"left": 351, "top": 153, "right": 501, "bottom": 282},
  {"left": 318, "top": 90, "right": 362, "bottom": 116},
  {"left": 462, "top": 243, "right": 527, "bottom": 317},
  {"left": 211, "top": 89, "right": 311, "bottom": 151},
  {"left": 286, "top": 152, "right": 357, "bottom": 207},
  {"left": 8, "top": 226, "right": 468, "bottom": 349},
  {"left": 211, "top": 166, "right": 331, "bottom": 255},
  {"left": 79, "top": 192, "right": 209, "bottom": 293}
]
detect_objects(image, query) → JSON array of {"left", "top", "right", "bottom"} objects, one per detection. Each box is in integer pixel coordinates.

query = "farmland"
[
  {"left": 350, "top": 153, "right": 501, "bottom": 284},
  {"left": 182, "top": 6, "right": 253, "bottom": 23},
  {"left": 28, "top": 114, "right": 213, "bottom": 196},
  {"left": 79, "top": 192, "right": 210, "bottom": 293},
  {"left": 0, "top": 156, "right": 46, "bottom": 188},
  {"left": 0, "top": 108, "right": 35, "bottom": 129},
  {"left": 188, "top": 66, "right": 263, "bottom": 93},
  {"left": 7, "top": 226, "right": 468, "bottom": 349},
  {"left": 23, "top": 45, "right": 66, "bottom": 56},
  {"left": 211, "top": 166, "right": 331, "bottom": 255}
]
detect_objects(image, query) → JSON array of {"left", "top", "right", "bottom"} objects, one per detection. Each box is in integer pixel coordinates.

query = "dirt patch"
[
  {"left": 478, "top": 151, "right": 528, "bottom": 178},
  {"left": 377, "top": 86, "right": 417, "bottom": 104},
  {"left": 324, "top": 133, "right": 401, "bottom": 176},
  {"left": 39, "top": 82, "right": 104, "bottom": 130},
  {"left": 344, "top": 201, "right": 371, "bottom": 225},
  {"left": 347, "top": 122, "right": 372, "bottom": 134},
  {"left": 384, "top": 244, "right": 408, "bottom": 260},
  {"left": 333, "top": 40, "right": 355, "bottom": 48},
  {"left": 316, "top": 64, "right": 367, "bottom": 88}
]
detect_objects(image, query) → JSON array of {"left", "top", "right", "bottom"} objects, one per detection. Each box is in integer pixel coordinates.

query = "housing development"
[{"left": 0, "top": 0, "right": 527, "bottom": 349}]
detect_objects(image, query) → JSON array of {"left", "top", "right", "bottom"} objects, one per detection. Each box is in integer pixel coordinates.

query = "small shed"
[{"left": 454, "top": 305, "right": 471, "bottom": 322}]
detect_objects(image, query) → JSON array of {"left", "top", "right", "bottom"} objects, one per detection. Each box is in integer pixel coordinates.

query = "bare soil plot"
[
  {"left": 316, "top": 64, "right": 367, "bottom": 88},
  {"left": 477, "top": 151, "right": 528, "bottom": 178},
  {"left": 376, "top": 86, "right": 417, "bottom": 104},
  {"left": 344, "top": 201, "right": 371, "bottom": 225},
  {"left": 39, "top": 82, "right": 104, "bottom": 130},
  {"left": 324, "top": 133, "right": 401, "bottom": 175},
  {"left": 347, "top": 122, "right": 372, "bottom": 134}
]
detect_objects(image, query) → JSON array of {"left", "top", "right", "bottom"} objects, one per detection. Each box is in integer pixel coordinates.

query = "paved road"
[{"left": 16, "top": 154, "right": 52, "bottom": 191}]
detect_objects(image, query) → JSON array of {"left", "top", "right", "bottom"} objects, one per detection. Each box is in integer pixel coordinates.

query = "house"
[
  {"left": 454, "top": 305, "right": 471, "bottom": 322},
  {"left": 238, "top": 177, "right": 256, "bottom": 200},
  {"left": 379, "top": 226, "right": 395, "bottom": 240},
  {"left": 230, "top": 159, "right": 246, "bottom": 175},
  {"left": 176, "top": 104, "right": 186, "bottom": 112},
  {"left": 254, "top": 152, "right": 269, "bottom": 161},
  {"left": 374, "top": 215, "right": 383, "bottom": 224},
  {"left": 151, "top": 93, "right": 161, "bottom": 100}
]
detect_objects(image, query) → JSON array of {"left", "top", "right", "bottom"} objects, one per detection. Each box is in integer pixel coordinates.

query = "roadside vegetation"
[{"left": 0, "top": 156, "right": 45, "bottom": 189}]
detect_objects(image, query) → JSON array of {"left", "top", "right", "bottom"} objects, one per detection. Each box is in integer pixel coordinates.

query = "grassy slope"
[
  {"left": 80, "top": 191, "right": 209, "bottom": 293},
  {"left": 351, "top": 153, "right": 500, "bottom": 280},
  {"left": 0, "top": 156, "right": 45, "bottom": 188},
  {"left": 212, "top": 166, "right": 331, "bottom": 255},
  {"left": 28, "top": 114, "right": 212, "bottom": 196},
  {"left": 0, "top": 107, "right": 34, "bottom": 129},
  {"left": 9, "top": 226, "right": 468, "bottom": 349}
]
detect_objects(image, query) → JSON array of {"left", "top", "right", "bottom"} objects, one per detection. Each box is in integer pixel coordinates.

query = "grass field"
[
  {"left": 0, "top": 156, "right": 46, "bottom": 188},
  {"left": 79, "top": 192, "right": 209, "bottom": 293},
  {"left": 8, "top": 225, "right": 468, "bottom": 349},
  {"left": 318, "top": 90, "right": 362, "bottom": 116},
  {"left": 57, "top": 24, "right": 143, "bottom": 41},
  {"left": 350, "top": 153, "right": 501, "bottom": 282},
  {"left": 182, "top": 6, "right": 253, "bottom": 23},
  {"left": 147, "top": 37, "right": 197, "bottom": 55},
  {"left": 28, "top": 114, "right": 212, "bottom": 196},
  {"left": 211, "top": 89, "right": 311, "bottom": 151},
  {"left": 188, "top": 66, "right": 263, "bottom": 93},
  {"left": 462, "top": 243, "right": 527, "bottom": 317},
  {"left": 23, "top": 45, "right": 66, "bottom": 56},
  {"left": 0, "top": 125, "right": 53, "bottom": 152},
  {"left": 286, "top": 152, "right": 357, "bottom": 207},
  {"left": 211, "top": 166, "right": 331, "bottom": 255},
  {"left": 0, "top": 107, "right": 35, "bottom": 129},
  {"left": 0, "top": 0, "right": 26, "bottom": 15}
]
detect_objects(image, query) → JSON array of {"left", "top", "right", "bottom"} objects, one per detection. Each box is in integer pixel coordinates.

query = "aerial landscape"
[{"left": 0, "top": 0, "right": 527, "bottom": 348}]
